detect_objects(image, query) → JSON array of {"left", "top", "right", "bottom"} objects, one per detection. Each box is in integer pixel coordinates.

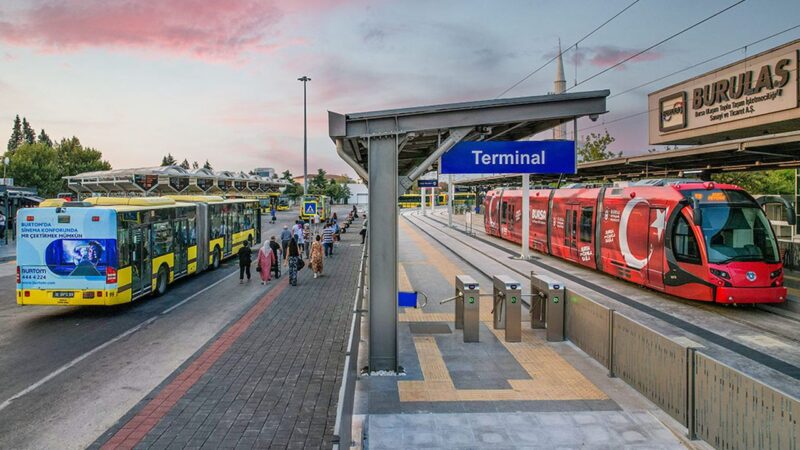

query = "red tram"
[{"left": 484, "top": 180, "right": 790, "bottom": 304}]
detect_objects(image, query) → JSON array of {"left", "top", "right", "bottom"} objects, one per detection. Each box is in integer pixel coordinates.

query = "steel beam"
[
  {"left": 399, "top": 127, "right": 472, "bottom": 191},
  {"left": 368, "top": 135, "right": 398, "bottom": 373}
]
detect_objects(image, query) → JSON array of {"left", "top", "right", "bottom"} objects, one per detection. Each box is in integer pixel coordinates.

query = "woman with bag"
[
  {"left": 287, "top": 236, "right": 302, "bottom": 286},
  {"left": 256, "top": 239, "right": 275, "bottom": 285}
]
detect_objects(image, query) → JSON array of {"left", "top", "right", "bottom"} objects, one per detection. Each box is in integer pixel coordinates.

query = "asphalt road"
[{"left": 0, "top": 207, "right": 354, "bottom": 449}]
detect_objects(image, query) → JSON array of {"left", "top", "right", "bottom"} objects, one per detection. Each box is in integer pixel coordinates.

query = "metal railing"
[
  {"left": 562, "top": 286, "right": 799, "bottom": 449},
  {"left": 331, "top": 240, "right": 368, "bottom": 450}
]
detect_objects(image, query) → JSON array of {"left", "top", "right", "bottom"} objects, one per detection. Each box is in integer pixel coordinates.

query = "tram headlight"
[{"left": 709, "top": 268, "right": 730, "bottom": 280}]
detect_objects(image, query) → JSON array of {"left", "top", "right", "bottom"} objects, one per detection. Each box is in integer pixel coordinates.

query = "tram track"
[{"left": 404, "top": 211, "right": 800, "bottom": 381}]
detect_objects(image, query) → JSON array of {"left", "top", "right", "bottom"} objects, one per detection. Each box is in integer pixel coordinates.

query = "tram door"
[
  {"left": 131, "top": 225, "right": 152, "bottom": 296},
  {"left": 647, "top": 208, "right": 666, "bottom": 290},
  {"left": 565, "top": 205, "right": 579, "bottom": 260},
  {"left": 173, "top": 219, "right": 188, "bottom": 276}
]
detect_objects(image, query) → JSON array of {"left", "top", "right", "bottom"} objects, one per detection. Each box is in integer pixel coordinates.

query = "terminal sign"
[
  {"left": 440, "top": 140, "right": 575, "bottom": 174},
  {"left": 418, "top": 179, "right": 438, "bottom": 188}
]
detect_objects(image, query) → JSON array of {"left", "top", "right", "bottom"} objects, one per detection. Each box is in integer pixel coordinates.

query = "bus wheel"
[
  {"left": 155, "top": 266, "right": 168, "bottom": 296},
  {"left": 212, "top": 248, "right": 221, "bottom": 269}
]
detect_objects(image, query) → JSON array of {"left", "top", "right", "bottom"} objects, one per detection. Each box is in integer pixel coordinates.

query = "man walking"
[
  {"left": 280, "top": 225, "right": 292, "bottom": 263},
  {"left": 237, "top": 241, "right": 252, "bottom": 283},
  {"left": 322, "top": 222, "right": 334, "bottom": 257}
]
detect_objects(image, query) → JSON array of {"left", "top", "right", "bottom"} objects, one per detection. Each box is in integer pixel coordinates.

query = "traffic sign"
[
  {"left": 441, "top": 140, "right": 575, "bottom": 174},
  {"left": 418, "top": 179, "right": 438, "bottom": 188},
  {"left": 304, "top": 202, "right": 317, "bottom": 215}
]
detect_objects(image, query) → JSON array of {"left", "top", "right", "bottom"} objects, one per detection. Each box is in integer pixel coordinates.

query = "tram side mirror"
[
  {"left": 756, "top": 196, "right": 796, "bottom": 226},
  {"left": 691, "top": 198, "right": 702, "bottom": 226}
]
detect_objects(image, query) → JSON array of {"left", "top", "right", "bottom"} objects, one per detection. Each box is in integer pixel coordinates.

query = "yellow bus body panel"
[
  {"left": 188, "top": 245, "right": 198, "bottom": 274},
  {"left": 151, "top": 253, "right": 175, "bottom": 292},
  {"left": 17, "top": 288, "right": 119, "bottom": 306},
  {"left": 209, "top": 237, "right": 224, "bottom": 264}
]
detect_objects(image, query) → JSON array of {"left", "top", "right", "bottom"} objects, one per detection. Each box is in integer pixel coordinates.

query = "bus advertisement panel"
[{"left": 17, "top": 208, "right": 116, "bottom": 299}]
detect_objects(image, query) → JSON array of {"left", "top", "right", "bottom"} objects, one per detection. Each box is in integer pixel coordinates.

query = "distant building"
[
  {"left": 347, "top": 183, "right": 368, "bottom": 205},
  {"left": 252, "top": 167, "right": 276, "bottom": 178}
]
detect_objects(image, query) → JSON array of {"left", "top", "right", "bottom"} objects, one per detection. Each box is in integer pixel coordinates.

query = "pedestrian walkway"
[
  {"left": 355, "top": 216, "right": 692, "bottom": 449},
  {"left": 93, "top": 222, "right": 365, "bottom": 449},
  {"left": 0, "top": 239, "right": 15, "bottom": 262}
]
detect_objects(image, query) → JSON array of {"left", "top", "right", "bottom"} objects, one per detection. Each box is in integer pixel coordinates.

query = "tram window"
[
  {"left": 501, "top": 202, "right": 508, "bottom": 224},
  {"left": 564, "top": 211, "right": 572, "bottom": 246},
  {"left": 580, "top": 207, "right": 593, "bottom": 242},
  {"left": 673, "top": 215, "right": 701, "bottom": 264},
  {"left": 152, "top": 222, "right": 173, "bottom": 257}
]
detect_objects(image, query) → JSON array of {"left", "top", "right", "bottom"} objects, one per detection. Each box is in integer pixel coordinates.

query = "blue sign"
[
  {"left": 304, "top": 202, "right": 317, "bottom": 215},
  {"left": 418, "top": 179, "right": 438, "bottom": 188},
  {"left": 440, "top": 140, "right": 575, "bottom": 174}
]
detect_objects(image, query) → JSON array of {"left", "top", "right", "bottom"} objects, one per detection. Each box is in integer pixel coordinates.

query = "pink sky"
[{"left": 1, "top": 0, "right": 798, "bottom": 177}]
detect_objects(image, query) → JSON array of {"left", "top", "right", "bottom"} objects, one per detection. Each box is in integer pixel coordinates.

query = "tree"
[
  {"left": 577, "top": 130, "right": 620, "bottom": 162},
  {"left": 712, "top": 169, "right": 794, "bottom": 195},
  {"left": 325, "top": 181, "right": 351, "bottom": 203},
  {"left": 203, "top": 159, "right": 213, "bottom": 170},
  {"left": 310, "top": 168, "right": 328, "bottom": 194},
  {"left": 21, "top": 117, "right": 35, "bottom": 145},
  {"left": 179, "top": 159, "right": 190, "bottom": 169},
  {"left": 37, "top": 128, "right": 52, "bottom": 147},
  {"left": 280, "top": 170, "right": 293, "bottom": 181},
  {"left": 192, "top": 161, "right": 199, "bottom": 170},
  {"left": 6, "top": 142, "right": 63, "bottom": 196},
  {"left": 161, "top": 153, "right": 177, "bottom": 166},
  {"left": 7, "top": 115, "right": 22, "bottom": 152},
  {"left": 56, "top": 137, "right": 112, "bottom": 179}
]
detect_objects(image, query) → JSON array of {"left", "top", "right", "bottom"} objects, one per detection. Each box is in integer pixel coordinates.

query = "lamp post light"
[{"left": 298, "top": 76, "right": 311, "bottom": 196}]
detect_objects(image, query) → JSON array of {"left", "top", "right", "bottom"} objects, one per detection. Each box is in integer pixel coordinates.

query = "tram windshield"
[{"left": 700, "top": 205, "right": 780, "bottom": 264}]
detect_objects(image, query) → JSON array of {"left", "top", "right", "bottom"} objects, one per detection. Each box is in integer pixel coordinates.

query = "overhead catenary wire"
[
  {"left": 574, "top": 23, "right": 800, "bottom": 135},
  {"left": 565, "top": 0, "right": 747, "bottom": 92},
  {"left": 496, "top": 0, "right": 641, "bottom": 99}
]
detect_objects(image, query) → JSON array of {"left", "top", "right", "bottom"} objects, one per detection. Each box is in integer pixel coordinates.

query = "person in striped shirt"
[{"left": 322, "top": 222, "right": 334, "bottom": 257}]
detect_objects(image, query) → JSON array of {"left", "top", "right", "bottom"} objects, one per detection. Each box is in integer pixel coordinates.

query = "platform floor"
[
  {"left": 357, "top": 215, "right": 692, "bottom": 449},
  {"left": 93, "top": 221, "right": 365, "bottom": 450}
]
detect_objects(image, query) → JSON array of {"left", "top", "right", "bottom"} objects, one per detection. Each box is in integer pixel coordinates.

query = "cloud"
[
  {"left": 0, "top": 0, "right": 291, "bottom": 61},
  {"left": 587, "top": 45, "right": 663, "bottom": 69}
]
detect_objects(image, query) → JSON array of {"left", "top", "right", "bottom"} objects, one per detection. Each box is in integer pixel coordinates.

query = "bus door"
[
  {"left": 224, "top": 210, "right": 232, "bottom": 255},
  {"left": 647, "top": 207, "right": 666, "bottom": 290},
  {"left": 173, "top": 219, "right": 188, "bottom": 276},
  {"left": 565, "top": 205, "right": 579, "bottom": 260},
  {"left": 131, "top": 225, "right": 152, "bottom": 296}
]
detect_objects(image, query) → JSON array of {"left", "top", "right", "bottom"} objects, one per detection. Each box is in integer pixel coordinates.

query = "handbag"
[
  {"left": 297, "top": 258, "right": 305, "bottom": 271},
  {"left": 256, "top": 262, "right": 262, "bottom": 272}
]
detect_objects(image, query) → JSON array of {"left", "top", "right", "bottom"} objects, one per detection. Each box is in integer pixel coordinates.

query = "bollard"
[
  {"left": 455, "top": 275, "right": 480, "bottom": 342},
  {"left": 493, "top": 275, "right": 521, "bottom": 342},
  {"left": 530, "top": 274, "right": 566, "bottom": 342}
]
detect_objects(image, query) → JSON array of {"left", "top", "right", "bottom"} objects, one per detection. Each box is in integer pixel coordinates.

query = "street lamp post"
[
  {"left": 298, "top": 76, "right": 311, "bottom": 196},
  {"left": 3, "top": 157, "right": 8, "bottom": 245}
]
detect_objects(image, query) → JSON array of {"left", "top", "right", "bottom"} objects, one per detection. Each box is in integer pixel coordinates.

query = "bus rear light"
[
  {"left": 83, "top": 292, "right": 95, "bottom": 299},
  {"left": 24, "top": 290, "right": 30, "bottom": 297},
  {"left": 16, "top": 266, "right": 20, "bottom": 284},
  {"left": 96, "top": 291, "right": 103, "bottom": 297},
  {"left": 106, "top": 267, "right": 117, "bottom": 284},
  {"left": 26, "top": 216, "right": 34, "bottom": 221},
  {"left": 92, "top": 216, "right": 100, "bottom": 222}
]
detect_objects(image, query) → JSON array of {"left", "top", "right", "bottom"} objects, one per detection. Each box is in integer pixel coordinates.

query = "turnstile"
[
  {"left": 455, "top": 275, "right": 480, "bottom": 342},
  {"left": 492, "top": 275, "right": 521, "bottom": 342},
  {"left": 530, "top": 273, "right": 566, "bottom": 342}
]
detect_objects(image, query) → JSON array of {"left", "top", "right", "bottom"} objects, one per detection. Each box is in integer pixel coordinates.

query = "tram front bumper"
[{"left": 715, "top": 286, "right": 787, "bottom": 304}]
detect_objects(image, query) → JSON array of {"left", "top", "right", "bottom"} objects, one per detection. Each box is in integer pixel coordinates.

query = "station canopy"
[
  {"left": 329, "top": 90, "right": 610, "bottom": 184},
  {"left": 65, "top": 165, "right": 289, "bottom": 196},
  {"left": 455, "top": 129, "right": 800, "bottom": 187}
]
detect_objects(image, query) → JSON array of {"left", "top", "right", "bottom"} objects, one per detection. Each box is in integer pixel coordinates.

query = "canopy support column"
[{"left": 368, "top": 135, "right": 399, "bottom": 373}]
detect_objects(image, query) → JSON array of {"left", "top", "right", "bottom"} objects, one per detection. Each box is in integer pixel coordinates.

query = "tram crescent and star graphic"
[{"left": 617, "top": 198, "right": 667, "bottom": 270}]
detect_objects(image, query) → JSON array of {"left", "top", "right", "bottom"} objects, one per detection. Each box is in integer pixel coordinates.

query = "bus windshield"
[{"left": 700, "top": 205, "right": 780, "bottom": 264}]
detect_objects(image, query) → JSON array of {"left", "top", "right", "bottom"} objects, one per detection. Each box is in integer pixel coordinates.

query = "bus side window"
[
  {"left": 153, "top": 222, "right": 173, "bottom": 257},
  {"left": 188, "top": 216, "right": 197, "bottom": 245},
  {"left": 117, "top": 219, "right": 131, "bottom": 267},
  {"left": 673, "top": 215, "right": 701, "bottom": 264},
  {"left": 580, "top": 207, "right": 593, "bottom": 242}
]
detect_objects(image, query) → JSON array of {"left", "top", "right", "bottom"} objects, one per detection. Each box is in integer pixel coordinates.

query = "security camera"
[{"left": 589, "top": 114, "right": 599, "bottom": 122}]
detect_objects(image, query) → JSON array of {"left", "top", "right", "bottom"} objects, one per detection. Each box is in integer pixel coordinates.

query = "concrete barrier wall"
[
  {"left": 611, "top": 313, "right": 689, "bottom": 426},
  {"left": 564, "top": 291, "right": 611, "bottom": 369},
  {"left": 694, "top": 353, "right": 799, "bottom": 450}
]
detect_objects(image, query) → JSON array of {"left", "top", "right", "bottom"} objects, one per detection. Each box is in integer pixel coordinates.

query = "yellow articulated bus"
[
  {"left": 259, "top": 192, "right": 290, "bottom": 214},
  {"left": 16, "top": 195, "right": 259, "bottom": 306}
]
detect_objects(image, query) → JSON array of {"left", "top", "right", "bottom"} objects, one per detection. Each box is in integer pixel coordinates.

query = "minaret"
[{"left": 553, "top": 39, "right": 567, "bottom": 140}]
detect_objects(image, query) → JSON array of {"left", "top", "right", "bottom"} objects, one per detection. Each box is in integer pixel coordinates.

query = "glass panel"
[
  {"left": 152, "top": 222, "right": 173, "bottom": 257},
  {"left": 673, "top": 215, "right": 701, "bottom": 264},
  {"left": 580, "top": 207, "right": 593, "bottom": 242}
]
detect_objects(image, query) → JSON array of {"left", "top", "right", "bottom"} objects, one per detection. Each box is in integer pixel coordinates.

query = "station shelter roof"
[{"left": 455, "top": 129, "right": 800, "bottom": 187}]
